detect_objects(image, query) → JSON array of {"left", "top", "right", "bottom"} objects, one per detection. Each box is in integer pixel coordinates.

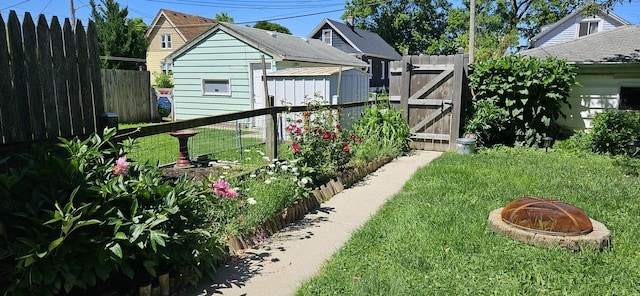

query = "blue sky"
[{"left": 2, "top": 0, "right": 639, "bottom": 37}]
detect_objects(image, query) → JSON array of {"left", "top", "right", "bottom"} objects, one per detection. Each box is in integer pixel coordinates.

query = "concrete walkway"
[{"left": 183, "top": 150, "right": 442, "bottom": 296}]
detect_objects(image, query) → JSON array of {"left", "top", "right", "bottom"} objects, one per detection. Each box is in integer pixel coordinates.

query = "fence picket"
[
  {"left": 0, "top": 15, "right": 13, "bottom": 143},
  {"left": 37, "top": 15, "right": 59, "bottom": 139},
  {"left": 75, "top": 20, "right": 96, "bottom": 135},
  {"left": 8, "top": 11, "right": 31, "bottom": 142},
  {"left": 50, "top": 16, "right": 72, "bottom": 137},
  {"left": 87, "top": 22, "right": 105, "bottom": 122},
  {"left": 23, "top": 12, "right": 46, "bottom": 140},
  {"left": 63, "top": 19, "right": 84, "bottom": 135}
]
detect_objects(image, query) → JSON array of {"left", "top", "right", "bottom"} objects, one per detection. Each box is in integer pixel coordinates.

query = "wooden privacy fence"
[
  {"left": 102, "top": 69, "right": 152, "bottom": 123},
  {"left": 0, "top": 11, "right": 104, "bottom": 145},
  {"left": 389, "top": 53, "right": 469, "bottom": 151}
]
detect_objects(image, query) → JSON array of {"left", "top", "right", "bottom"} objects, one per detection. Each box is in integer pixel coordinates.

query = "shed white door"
[{"left": 250, "top": 63, "right": 272, "bottom": 110}]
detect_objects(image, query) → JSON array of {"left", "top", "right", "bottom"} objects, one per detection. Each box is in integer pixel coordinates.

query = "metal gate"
[{"left": 389, "top": 53, "right": 469, "bottom": 151}]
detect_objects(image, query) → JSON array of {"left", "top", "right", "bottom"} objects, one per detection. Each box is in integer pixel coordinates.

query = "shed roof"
[
  {"left": 166, "top": 22, "right": 368, "bottom": 68},
  {"left": 520, "top": 25, "right": 640, "bottom": 63},
  {"left": 146, "top": 9, "right": 215, "bottom": 41},
  {"left": 308, "top": 19, "right": 402, "bottom": 61},
  {"left": 267, "top": 67, "right": 364, "bottom": 77}
]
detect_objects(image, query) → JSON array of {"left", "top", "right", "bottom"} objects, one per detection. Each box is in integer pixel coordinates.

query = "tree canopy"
[
  {"left": 253, "top": 21, "right": 291, "bottom": 34},
  {"left": 344, "top": 0, "right": 451, "bottom": 54},
  {"left": 89, "top": 0, "right": 148, "bottom": 70},
  {"left": 215, "top": 12, "right": 234, "bottom": 23}
]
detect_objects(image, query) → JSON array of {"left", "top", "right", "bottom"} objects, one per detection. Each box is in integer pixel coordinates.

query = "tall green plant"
[
  {"left": 590, "top": 110, "right": 640, "bottom": 155},
  {"left": 467, "top": 55, "right": 577, "bottom": 147},
  {"left": 0, "top": 129, "right": 221, "bottom": 295},
  {"left": 352, "top": 102, "right": 411, "bottom": 163}
]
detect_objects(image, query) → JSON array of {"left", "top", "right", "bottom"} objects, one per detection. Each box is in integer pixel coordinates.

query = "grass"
[
  {"left": 118, "top": 123, "right": 263, "bottom": 165},
  {"left": 297, "top": 148, "right": 640, "bottom": 295}
]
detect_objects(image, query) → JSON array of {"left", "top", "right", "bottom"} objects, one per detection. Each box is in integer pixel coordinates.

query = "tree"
[
  {"left": 90, "top": 0, "right": 148, "bottom": 70},
  {"left": 253, "top": 21, "right": 291, "bottom": 34},
  {"left": 215, "top": 12, "right": 234, "bottom": 23},
  {"left": 344, "top": 0, "right": 451, "bottom": 54},
  {"left": 434, "top": 0, "right": 581, "bottom": 60}
]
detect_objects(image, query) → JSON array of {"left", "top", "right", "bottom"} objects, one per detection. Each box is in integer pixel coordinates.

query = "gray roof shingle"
[
  {"left": 167, "top": 22, "right": 368, "bottom": 68},
  {"left": 520, "top": 25, "right": 640, "bottom": 63},
  {"left": 309, "top": 19, "right": 402, "bottom": 61}
]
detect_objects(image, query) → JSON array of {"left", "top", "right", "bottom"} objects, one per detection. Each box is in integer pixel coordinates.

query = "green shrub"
[
  {"left": 555, "top": 131, "right": 593, "bottom": 155},
  {"left": 0, "top": 129, "right": 221, "bottom": 295},
  {"left": 351, "top": 102, "right": 411, "bottom": 163},
  {"left": 153, "top": 72, "right": 173, "bottom": 88},
  {"left": 466, "top": 55, "right": 577, "bottom": 147},
  {"left": 590, "top": 110, "right": 640, "bottom": 155}
]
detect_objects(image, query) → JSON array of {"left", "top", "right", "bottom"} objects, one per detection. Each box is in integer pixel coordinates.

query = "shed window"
[
  {"left": 578, "top": 21, "right": 599, "bottom": 37},
  {"left": 620, "top": 87, "right": 640, "bottom": 110},
  {"left": 322, "top": 29, "right": 332, "bottom": 45},
  {"left": 381, "top": 61, "right": 386, "bottom": 80},
  {"left": 161, "top": 34, "right": 172, "bottom": 49},
  {"left": 202, "top": 79, "right": 230, "bottom": 95}
]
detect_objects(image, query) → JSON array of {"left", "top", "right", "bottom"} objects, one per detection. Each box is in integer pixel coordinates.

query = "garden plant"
[{"left": 466, "top": 55, "right": 577, "bottom": 147}]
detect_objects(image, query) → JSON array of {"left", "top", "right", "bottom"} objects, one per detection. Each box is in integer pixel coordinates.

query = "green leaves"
[{"left": 467, "top": 55, "right": 577, "bottom": 147}]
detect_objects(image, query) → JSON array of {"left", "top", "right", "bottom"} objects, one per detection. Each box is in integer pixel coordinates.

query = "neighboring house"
[
  {"left": 145, "top": 9, "right": 215, "bottom": 82},
  {"left": 520, "top": 25, "right": 640, "bottom": 130},
  {"left": 530, "top": 6, "right": 630, "bottom": 48},
  {"left": 308, "top": 18, "right": 402, "bottom": 93},
  {"left": 164, "top": 22, "right": 369, "bottom": 121}
]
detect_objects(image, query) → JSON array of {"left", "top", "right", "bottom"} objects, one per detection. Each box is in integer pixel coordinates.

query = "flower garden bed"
[{"left": 224, "top": 156, "right": 393, "bottom": 255}]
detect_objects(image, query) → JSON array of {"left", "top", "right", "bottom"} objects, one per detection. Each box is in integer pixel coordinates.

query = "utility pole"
[
  {"left": 469, "top": 0, "right": 476, "bottom": 63},
  {"left": 69, "top": 0, "right": 76, "bottom": 28}
]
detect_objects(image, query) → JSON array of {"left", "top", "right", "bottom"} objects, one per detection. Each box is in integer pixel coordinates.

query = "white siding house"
[
  {"left": 164, "top": 22, "right": 369, "bottom": 121},
  {"left": 520, "top": 25, "right": 640, "bottom": 130},
  {"left": 530, "top": 7, "right": 630, "bottom": 48}
]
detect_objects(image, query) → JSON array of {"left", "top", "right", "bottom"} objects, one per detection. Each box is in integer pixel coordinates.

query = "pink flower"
[
  {"left": 286, "top": 124, "right": 297, "bottom": 132},
  {"left": 292, "top": 142, "right": 301, "bottom": 153},
  {"left": 295, "top": 128, "right": 302, "bottom": 135},
  {"left": 112, "top": 156, "right": 129, "bottom": 175},
  {"left": 322, "top": 132, "right": 330, "bottom": 139},
  {"left": 224, "top": 188, "right": 239, "bottom": 199},
  {"left": 210, "top": 179, "right": 238, "bottom": 198},
  {"left": 344, "top": 146, "right": 350, "bottom": 153},
  {"left": 350, "top": 134, "right": 356, "bottom": 140},
  {"left": 336, "top": 124, "right": 341, "bottom": 129}
]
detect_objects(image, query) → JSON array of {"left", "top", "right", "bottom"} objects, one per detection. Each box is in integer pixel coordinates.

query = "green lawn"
[
  {"left": 119, "top": 123, "right": 263, "bottom": 165},
  {"left": 297, "top": 148, "right": 640, "bottom": 295}
]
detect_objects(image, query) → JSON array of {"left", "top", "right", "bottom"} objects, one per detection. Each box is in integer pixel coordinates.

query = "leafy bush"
[
  {"left": 467, "top": 55, "right": 577, "bottom": 147},
  {"left": 0, "top": 129, "right": 221, "bottom": 295},
  {"left": 283, "top": 97, "right": 361, "bottom": 181},
  {"left": 555, "top": 131, "right": 592, "bottom": 155},
  {"left": 351, "top": 102, "right": 411, "bottom": 163},
  {"left": 590, "top": 110, "right": 640, "bottom": 155},
  {"left": 153, "top": 72, "right": 173, "bottom": 88}
]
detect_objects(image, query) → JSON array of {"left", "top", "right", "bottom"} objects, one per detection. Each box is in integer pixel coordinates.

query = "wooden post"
[
  {"left": 399, "top": 49, "right": 411, "bottom": 123},
  {"left": 262, "top": 55, "right": 278, "bottom": 160},
  {"left": 449, "top": 53, "right": 464, "bottom": 151}
]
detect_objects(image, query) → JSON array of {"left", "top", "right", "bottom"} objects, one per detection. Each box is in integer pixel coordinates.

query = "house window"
[
  {"left": 381, "top": 61, "right": 386, "bottom": 80},
  {"left": 619, "top": 87, "right": 640, "bottom": 110},
  {"left": 367, "top": 58, "right": 372, "bottom": 74},
  {"left": 202, "top": 79, "right": 230, "bottom": 95},
  {"left": 578, "top": 21, "right": 599, "bottom": 37},
  {"left": 161, "top": 34, "right": 172, "bottom": 49},
  {"left": 161, "top": 61, "right": 173, "bottom": 74},
  {"left": 322, "top": 29, "right": 332, "bottom": 45}
]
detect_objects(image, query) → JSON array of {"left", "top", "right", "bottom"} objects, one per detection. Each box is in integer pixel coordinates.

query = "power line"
[
  {"left": 235, "top": 8, "right": 344, "bottom": 24},
  {"left": 0, "top": 0, "right": 31, "bottom": 12}
]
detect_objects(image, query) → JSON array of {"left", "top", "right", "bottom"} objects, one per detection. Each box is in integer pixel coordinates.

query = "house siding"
[
  {"left": 535, "top": 12, "right": 627, "bottom": 48},
  {"left": 146, "top": 17, "right": 188, "bottom": 83},
  {"left": 561, "top": 73, "right": 640, "bottom": 129},
  {"left": 172, "top": 30, "right": 274, "bottom": 120},
  {"left": 309, "top": 24, "right": 359, "bottom": 55}
]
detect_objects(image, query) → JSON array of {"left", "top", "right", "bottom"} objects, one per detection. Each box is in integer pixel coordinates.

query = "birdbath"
[{"left": 168, "top": 129, "right": 199, "bottom": 168}]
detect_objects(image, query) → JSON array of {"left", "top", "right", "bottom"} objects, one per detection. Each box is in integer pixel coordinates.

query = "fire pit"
[
  {"left": 488, "top": 197, "right": 610, "bottom": 250},
  {"left": 168, "top": 129, "right": 199, "bottom": 168}
]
